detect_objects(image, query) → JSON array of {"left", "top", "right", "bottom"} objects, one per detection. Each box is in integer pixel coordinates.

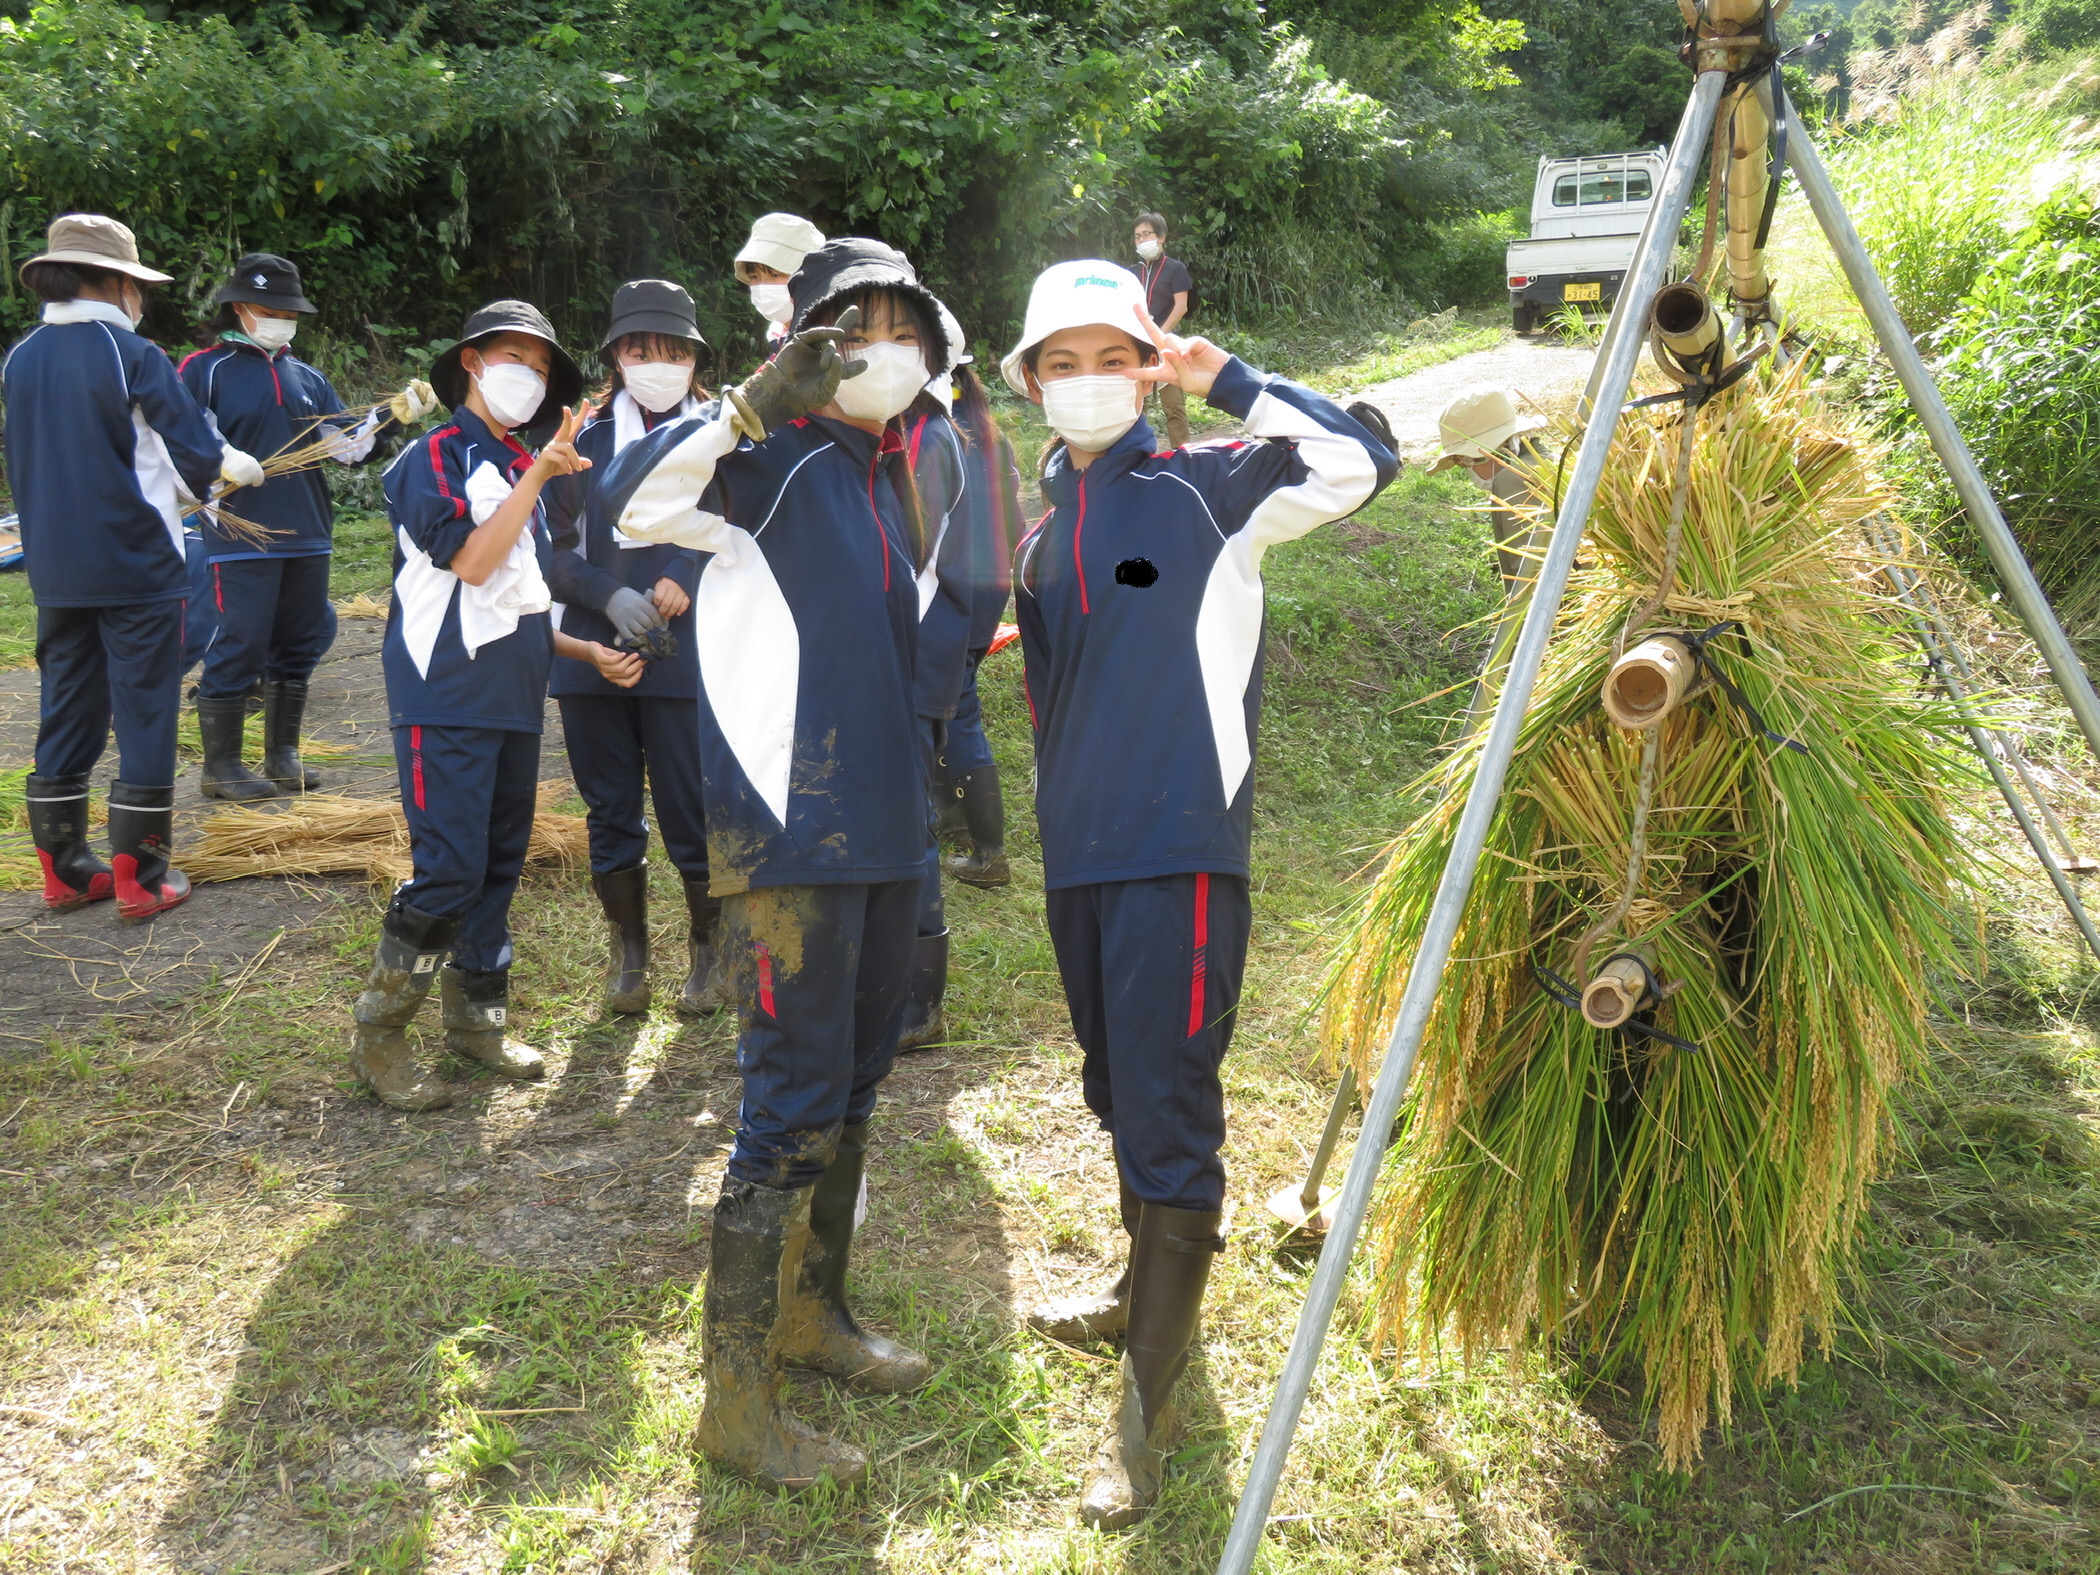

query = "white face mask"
[
  {"left": 240, "top": 312, "right": 298, "bottom": 353},
  {"left": 121, "top": 283, "right": 145, "bottom": 329},
  {"left": 1041, "top": 374, "right": 1142, "bottom": 453},
  {"left": 749, "top": 282, "right": 794, "bottom": 325},
  {"left": 473, "top": 361, "right": 547, "bottom": 429},
  {"left": 833, "top": 340, "right": 927, "bottom": 423},
  {"left": 1135, "top": 238, "right": 1162, "bottom": 261},
  {"left": 621, "top": 361, "right": 694, "bottom": 414}
]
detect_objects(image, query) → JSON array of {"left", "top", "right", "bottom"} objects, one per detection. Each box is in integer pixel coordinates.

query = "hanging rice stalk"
[
  {"left": 1324, "top": 365, "right": 1978, "bottom": 1468},
  {"left": 185, "top": 783, "right": 588, "bottom": 885}
]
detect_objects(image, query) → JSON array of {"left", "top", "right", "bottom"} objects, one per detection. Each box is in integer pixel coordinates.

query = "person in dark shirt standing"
[{"left": 1133, "top": 212, "right": 1192, "bottom": 448}]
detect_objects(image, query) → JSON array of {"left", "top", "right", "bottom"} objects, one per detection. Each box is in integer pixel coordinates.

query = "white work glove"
[
  {"left": 219, "top": 446, "right": 266, "bottom": 491},
  {"left": 389, "top": 379, "right": 438, "bottom": 425}
]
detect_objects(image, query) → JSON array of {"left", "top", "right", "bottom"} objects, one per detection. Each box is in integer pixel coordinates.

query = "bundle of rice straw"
[
  {"left": 186, "top": 783, "right": 589, "bottom": 885},
  {"left": 1323, "top": 365, "right": 1977, "bottom": 1468}
]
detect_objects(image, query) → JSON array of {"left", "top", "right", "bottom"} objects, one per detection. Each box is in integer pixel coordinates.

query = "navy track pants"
[
  {"left": 942, "top": 648, "right": 995, "bottom": 776},
  {"left": 721, "top": 879, "right": 919, "bottom": 1189},
  {"left": 198, "top": 553, "right": 337, "bottom": 698},
  {"left": 555, "top": 693, "right": 708, "bottom": 879},
  {"left": 182, "top": 532, "right": 216, "bottom": 674},
  {"left": 916, "top": 717, "right": 945, "bottom": 940},
  {"left": 392, "top": 724, "right": 539, "bottom": 973},
  {"left": 1044, "top": 871, "right": 1254, "bottom": 1211},
  {"left": 35, "top": 601, "right": 185, "bottom": 788}
]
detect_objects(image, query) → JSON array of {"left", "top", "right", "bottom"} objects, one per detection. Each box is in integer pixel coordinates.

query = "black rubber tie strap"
[
  {"left": 1680, "top": 619, "right": 1810, "bottom": 755},
  {"left": 1533, "top": 961, "right": 1703, "bottom": 1054}
]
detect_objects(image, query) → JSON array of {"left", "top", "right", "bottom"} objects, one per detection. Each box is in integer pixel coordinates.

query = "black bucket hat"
[
  {"left": 601, "top": 279, "right": 705, "bottom": 351},
  {"left": 215, "top": 252, "right": 316, "bottom": 314},
  {"left": 789, "top": 239, "right": 951, "bottom": 370},
  {"left": 431, "top": 300, "right": 584, "bottom": 426}
]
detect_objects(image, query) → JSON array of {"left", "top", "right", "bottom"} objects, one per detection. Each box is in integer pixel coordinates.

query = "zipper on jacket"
[{"left": 865, "top": 450, "right": 892, "bottom": 593}]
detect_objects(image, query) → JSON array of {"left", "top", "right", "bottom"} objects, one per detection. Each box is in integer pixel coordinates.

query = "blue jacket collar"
[
  {"left": 448, "top": 404, "right": 534, "bottom": 469},
  {"left": 1041, "top": 416, "right": 1159, "bottom": 506},
  {"left": 806, "top": 412, "right": 907, "bottom": 464}
]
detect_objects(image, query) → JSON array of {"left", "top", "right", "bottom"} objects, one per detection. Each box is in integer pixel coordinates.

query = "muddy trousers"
[
  {"left": 557, "top": 693, "right": 709, "bottom": 880},
  {"left": 722, "top": 880, "right": 919, "bottom": 1190},
  {"left": 1045, "top": 872, "right": 1253, "bottom": 1211},
  {"left": 35, "top": 601, "right": 185, "bottom": 788},
  {"left": 391, "top": 724, "right": 539, "bottom": 974},
  {"left": 196, "top": 552, "right": 336, "bottom": 699}
]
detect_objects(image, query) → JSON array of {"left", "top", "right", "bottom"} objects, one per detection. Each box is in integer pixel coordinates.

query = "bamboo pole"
[{"left": 1210, "top": 68, "right": 1730, "bottom": 1575}]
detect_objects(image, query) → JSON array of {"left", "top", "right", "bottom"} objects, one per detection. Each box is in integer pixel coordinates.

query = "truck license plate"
[{"left": 1563, "top": 282, "right": 1602, "bottom": 302}]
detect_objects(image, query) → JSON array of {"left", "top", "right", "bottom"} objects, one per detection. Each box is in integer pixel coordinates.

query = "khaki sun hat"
[
  {"left": 20, "top": 214, "right": 172, "bottom": 286},
  {"left": 1429, "top": 387, "right": 1545, "bottom": 473}
]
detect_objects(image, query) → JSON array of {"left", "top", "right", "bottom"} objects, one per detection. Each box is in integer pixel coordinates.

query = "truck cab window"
[{"left": 1552, "top": 170, "right": 1655, "bottom": 207}]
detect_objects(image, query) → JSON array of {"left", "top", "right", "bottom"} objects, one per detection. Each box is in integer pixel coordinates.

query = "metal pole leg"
[
  {"left": 1211, "top": 68, "right": 1732, "bottom": 1575},
  {"left": 1784, "top": 96, "right": 2100, "bottom": 767},
  {"left": 1267, "top": 1065, "right": 1356, "bottom": 1233}
]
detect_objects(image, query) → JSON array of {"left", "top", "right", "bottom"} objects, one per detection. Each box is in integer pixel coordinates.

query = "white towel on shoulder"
[{"left": 393, "top": 461, "right": 551, "bottom": 678}]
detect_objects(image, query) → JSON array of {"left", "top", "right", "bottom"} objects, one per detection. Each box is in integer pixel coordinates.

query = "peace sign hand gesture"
[
  {"left": 1125, "top": 304, "right": 1228, "bottom": 399},
  {"left": 528, "top": 402, "right": 596, "bottom": 484}
]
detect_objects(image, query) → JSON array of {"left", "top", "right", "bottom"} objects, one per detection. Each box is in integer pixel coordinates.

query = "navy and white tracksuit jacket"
[
  {"left": 543, "top": 393, "right": 706, "bottom": 878},
  {"left": 378, "top": 404, "right": 556, "bottom": 972},
  {"left": 179, "top": 337, "right": 392, "bottom": 695},
  {"left": 3, "top": 301, "right": 227, "bottom": 786},
  {"left": 599, "top": 399, "right": 926, "bottom": 1187},
  {"left": 1017, "top": 357, "right": 1398, "bottom": 1208},
  {"left": 945, "top": 416, "right": 1020, "bottom": 778}
]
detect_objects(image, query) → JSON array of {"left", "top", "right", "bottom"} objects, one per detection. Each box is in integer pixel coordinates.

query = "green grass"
[
  {"left": 3, "top": 452, "right": 2100, "bottom": 1571},
  {"left": 0, "top": 566, "right": 31, "bottom": 668}
]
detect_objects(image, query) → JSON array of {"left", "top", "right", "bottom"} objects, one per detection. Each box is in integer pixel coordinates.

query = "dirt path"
[{"left": 1349, "top": 334, "right": 1597, "bottom": 463}]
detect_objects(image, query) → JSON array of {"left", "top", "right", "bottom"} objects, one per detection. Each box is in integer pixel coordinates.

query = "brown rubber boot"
[
  {"left": 591, "top": 862, "right": 651, "bottom": 1015},
  {"left": 349, "top": 900, "right": 459, "bottom": 1112},
  {"left": 1028, "top": 1172, "right": 1141, "bottom": 1344},
  {"left": 677, "top": 876, "right": 731, "bottom": 1015},
  {"left": 441, "top": 965, "right": 546, "bottom": 1080},
  {"left": 777, "top": 1122, "right": 932, "bottom": 1392},
  {"left": 1079, "top": 1203, "right": 1224, "bottom": 1530},
  {"left": 695, "top": 1180, "right": 868, "bottom": 1491}
]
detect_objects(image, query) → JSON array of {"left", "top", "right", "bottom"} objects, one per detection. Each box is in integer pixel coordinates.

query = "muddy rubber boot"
[
  {"left": 591, "top": 862, "right": 651, "bottom": 1015},
  {"left": 894, "top": 931, "right": 950, "bottom": 1054},
  {"left": 196, "top": 695, "right": 278, "bottom": 802},
  {"left": 349, "top": 900, "right": 459, "bottom": 1112},
  {"left": 695, "top": 1180, "right": 869, "bottom": 1491},
  {"left": 106, "top": 781, "right": 192, "bottom": 923},
  {"left": 935, "top": 773, "right": 969, "bottom": 846},
  {"left": 778, "top": 1122, "right": 932, "bottom": 1392},
  {"left": 441, "top": 965, "right": 546, "bottom": 1080},
  {"left": 677, "top": 877, "right": 731, "bottom": 1015},
  {"left": 1028, "top": 1172, "right": 1142, "bottom": 1344},
  {"left": 261, "top": 679, "right": 320, "bottom": 792},
  {"left": 1080, "top": 1203, "right": 1224, "bottom": 1531},
  {"left": 944, "top": 766, "right": 1009, "bottom": 888},
  {"left": 25, "top": 773, "right": 114, "bottom": 911}
]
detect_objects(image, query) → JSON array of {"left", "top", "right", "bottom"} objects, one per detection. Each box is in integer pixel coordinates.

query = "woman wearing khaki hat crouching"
[{"left": 1430, "top": 386, "right": 1549, "bottom": 594}]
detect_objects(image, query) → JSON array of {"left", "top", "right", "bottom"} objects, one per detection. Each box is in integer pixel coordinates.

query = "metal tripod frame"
[{"left": 1213, "top": 60, "right": 2100, "bottom": 1575}]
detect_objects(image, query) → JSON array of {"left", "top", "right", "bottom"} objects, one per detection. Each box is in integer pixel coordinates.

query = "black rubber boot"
[
  {"left": 441, "top": 965, "right": 546, "bottom": 1080},
  {"left": 196, "top": 695, "right": 278, "bottom": 802},
  {"left": 26, "top": 773, "right": 114, "bottom": 911},
  {"left": 591, "top": 862, "right": 651, "bottom": 1015},
  {"left": 944, "top": 766, "right": 1009, "bottom": 888},
  {"left": 107, "top": 781, "right": 192, "bottom": 923},
  {"left": 1027, "top": 1171, "right": 1142, "bottom": 1344},
  {"left": 777, "top": 1122, "right": 933, "bottom": 1392},
  {"left": 349, "top": 899, "right": 460, "bottom": 1112},
  {"left": 261, "top": 679, "right": 320, "bottom": 792},
  {"left": 935, "top": 774, "right": 969, "bottom": 846},
  {"left": 1080, "top": 1203, "right": 1225, "bottom": 1530},
  {"left": 894, "top": 931, "right": 950, "bottom": 1054},
  {"left": 695, "top": 1180, "right": 869, "bottom": 1491},
  {"left": 678, "top": 876, "right": 730, "bottom": 1015}
]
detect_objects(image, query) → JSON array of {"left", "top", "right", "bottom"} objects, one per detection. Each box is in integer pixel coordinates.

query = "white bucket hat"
[
  {"left": 1430, "top": 388, "right": 1546, "bottom": 473},
  {"left": 735, "top": 213, "right": 826, "bottom": 280},
  {"left": 1000, "top": 260, "right": 1151, "bottom": 396}
]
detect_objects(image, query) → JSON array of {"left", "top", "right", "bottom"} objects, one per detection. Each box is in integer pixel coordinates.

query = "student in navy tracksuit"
[
  {"left": 599, "top": 238, "right": 952, "bottom": 1493},
  {"left": 349, "top": 300, "right": 644, "bottom": 1113},
  {"left": 6, "top": 214, "right": 268, "bottom": 923},
  {"left": 1005, "top": 260, "right": 1397, "bottom": 1528},
  {"left": 935, "top": 360, "right": 1020, "bottom": 890},
  {"left": 179, "top": 253, "right": 438, "bottom": 801},
  {"left": 542, "top": 279, "right": 720, "bottom": 1017}
]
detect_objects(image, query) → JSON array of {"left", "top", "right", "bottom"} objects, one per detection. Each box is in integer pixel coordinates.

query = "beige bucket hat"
[
  {"left": 1430, "top": 387, "right": 1545, "bottom": 473},
  {"left": 19, "top": 214, "right": 172, "bottom": 286}
]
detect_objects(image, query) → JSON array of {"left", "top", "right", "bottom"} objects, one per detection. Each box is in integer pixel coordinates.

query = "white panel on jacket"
[{"left": 695, "top": 525, "right": 800, "bottom": 826}]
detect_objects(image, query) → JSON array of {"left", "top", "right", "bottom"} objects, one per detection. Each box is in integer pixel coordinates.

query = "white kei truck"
[{"left": 1505, "top": 148, "right": 1667, "bottom": 332}]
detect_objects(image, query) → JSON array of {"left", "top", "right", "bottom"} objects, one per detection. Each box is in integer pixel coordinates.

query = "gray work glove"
[
  {"left": 725, "top": 306, "right": 866, "bottom": 442},
  {"left": 603, "top": 585, "right": 667, "bottom": 642}
]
